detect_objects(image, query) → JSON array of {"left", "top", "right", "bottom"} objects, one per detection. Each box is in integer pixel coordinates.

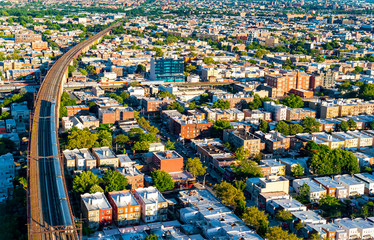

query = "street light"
[{"left": 203, "top": 173, "right": 209, "bottom": 187}]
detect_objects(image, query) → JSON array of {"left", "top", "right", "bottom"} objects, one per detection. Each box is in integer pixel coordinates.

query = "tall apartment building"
[
  {"left": 15, "top": 33, "right": 42, "bottom": 43},
  {"left": 264, "top": 71, "right": 310, "bottom": 97},
  {"left": 107, "top": 191, "right": 141, "bottom": 226},
  {"left": 223, "top": 129, "right": 264, "bottom": 156},
  {"left": 134, "top": 187, "right": 168, "bottom": 223},
  {"left": 81, "top": 192, "right": 112, "bottom": 229},
  {"left": 150, "top": 58, "right": 184, "bottom": 82},
  {"left": 286, "top": 108, "right": 316, "bottom": 121}
]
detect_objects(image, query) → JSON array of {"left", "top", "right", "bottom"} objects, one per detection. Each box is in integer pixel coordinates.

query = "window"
[
  {"left": 106, "top": 210, "right": 110, "bottom": 214},
  {"left": 119, "top": 209, "right": 123, "bottom": 213}
]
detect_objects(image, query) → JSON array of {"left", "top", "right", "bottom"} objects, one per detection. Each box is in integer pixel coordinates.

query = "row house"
[
  {"left": 92, "top": 147, "right": 119, "bottom": 168},
  {"left": 293, "top": 178, "right": 327, "bottom": 202},
  {"left": 201, "top": 107, "right": 245, "bottom": 122},
  {"left": 286, "top": 108, "right": 316, "bottom": 121},
  {"left": 259, "top": 159, "right": 286, "bottom": 177},
  {"left": 133, "top": 187, "right": 168, "bottom": 223},
  {"left": 63, "top": 148, "right": 96, "bottom": 171},
  {"left": 107, "top": 190, "right": 141, "bottom": 226},
  {"left": 243, "top": 109, "right": 272, "bottom": 121},
  {"left": 81, "top": 192, "right": 113, "bottom": 230}
]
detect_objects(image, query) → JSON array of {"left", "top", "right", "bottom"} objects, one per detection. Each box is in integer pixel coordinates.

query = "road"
[{"left": 28, "top": 20, "right": 123, "bottom": 240}]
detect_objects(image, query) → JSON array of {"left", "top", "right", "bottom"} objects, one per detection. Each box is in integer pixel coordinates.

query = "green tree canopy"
[
  {"left": 301, "top": 117, "right": 321, "bottom": 133},
  {"left": 165, "top": 140, "right": 175, "bottom": 150},
  {"left": 339, "top": 121, "right": 349, "bottom": 131},
  {"left": 275, "top": 209, "right": 293, "bottom": 222},
  {"left": 292, "top": 163, "right": 304, "bottom": 177},
  {"left": 212, "top": 99, "right": 230, "bottom": 109},
  {"left": 258, "top": 119, "right": 269, "bottom": 133},
  {"left": 212, "top": 119, "right": 233, "bottom": 138},
  {"left": 318, "top": 195, "right": 342, "bottom": 218},
  {"left": 214, "top": 181, "right": 245, "bottom": 208},
  {"left": 295, "top": 183, "right": 310, "bottom": 204},
  {"left": 167, "top": 101, "right": 184, "bottom": 113},
  {"left": 186, "top": 157, "right": 207, "bottom": 177},
  {"left": 242, "top": 206, "right": 269, "bottom": 230},
  {"left": 151, "top": 170, "right": 174, "bottom": 192},
  {"left": 89, "top": 184, "right": 104, "bottom": 193},
  {"left": 100, "top": 169, "right": 128, "bottom": 193},
  {"left": 66, "top": 128, "right": 99, "bottom": 149},
  {"left": 265, "top": 226, "right": 300, "bottom": 240},
  {"left": 282, "top": 94, "right": 304, "bottom": 108},
  {"left": 73, "top": 171, "right": 99, "bottom": 194}
]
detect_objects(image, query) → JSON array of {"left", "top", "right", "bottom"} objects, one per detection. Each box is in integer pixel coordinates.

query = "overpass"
[{"left": 28, "top": 21, "right": 123, "bottom": 240}]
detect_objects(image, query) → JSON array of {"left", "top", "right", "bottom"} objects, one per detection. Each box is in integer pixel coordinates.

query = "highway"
[{"left": 28, "top": 20, "right": 123, "bottom": 240}]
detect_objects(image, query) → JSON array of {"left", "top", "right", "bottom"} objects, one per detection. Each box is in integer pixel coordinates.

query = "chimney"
[{"left": 165, "top": 151, "right": 172, "bottom": 159}]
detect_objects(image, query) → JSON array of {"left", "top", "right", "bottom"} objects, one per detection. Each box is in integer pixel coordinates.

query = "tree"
[
  {"left": 68, "top": 65, "right": 75, "bottom": 74},
  {"left": 295, "top": 183, "right": 310, "bottom": 204},
  {"left": 254, "top": 49, "right": 270, "bottom": 59},
  {"left": 66, "top": 128, "right": 99, "bottom": 149},
  {"left": 292, "top": 163, "right": 304, "bottom": 177},
  {"left": 339, "top": 121, "right": 349, "bottom": 131},
  {"left": 212, "top": 119, "right": 233, "bottom": 138},
  {"left": 301, "top": 117, "right": 321, "bottom": 133},
  {"left": 167, "top": 102, "right": 184, "bottom": 113},
  {"left": 359, "top": 83, "right": 374, "bottom": 100},
  {"left": 214, "top": 181, "right": 245, "bottom": 208},
  {"left": 98, "top": 130, "right": 112, "bottom": 147},
  {"left": 73, "top": 171, "right": 99, "bottom": 194},
  {"left": 275, "top": 121, "right": 290, "bottom": 135},
  {"left": 289, "top": 124, "right": 304, "bottom": 135},
  {"left": 100, "top": 169, "right": 128, "bottom": 193},
  {"left": 132, "top": 141, "right": 150, "bottom": 152},
  {"left": 145, "top": 234, "right": 158, "bottom": 240},
  {"left": 242, "top": 206, "right": 269, "bottom": 230},
  {"left": 135, "top": 64, "right": 145, "bottom": 73},
  {"left": 212, "top": 99, "right": 230, "bottom": 109},
  {"left": 309, "top": 147, "right": 360, "bottom": 175},
  {"left": 89, "top": 184, "right": 104, "bottom": 193},
  {"left": 232, "top": 147, "right": 263, "bottom": 180},
  {"left": 275, "top": 209, "right": 293, "bottom": 222},
  {"left": 203, "top": 57, "right": 214, "bottom": 64},
  {"left": 115, "top": 134, "right": 129, "bottom": 146},
  {"left": 151, "top": 170, "right": 174, "bottom": 192},
  {"left": 347, "top": 119, "right": 357, "bottom": 130},
  {"left": 265, "top": 226, "right": 300, "bottom": 240},
  {"left": 318, "top": 195, "right": 342, "bottom": 218},
  {"left": 154, "top": 47, "right": 163, "bottom": 57},
  {"left": 165, "top": 140, "right": 175, "bottom": 150},
  {"left": 258, "top": 119, "right": 269, "bottom": 133},
  {"left": 186, "top": 157, "right": 207, "bottom": 177},
  {"left": 282, "top": 94, "right": 304, "bottom": 108}
]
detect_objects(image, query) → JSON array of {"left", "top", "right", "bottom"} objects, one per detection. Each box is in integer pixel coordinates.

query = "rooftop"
[
  {"left": 135, "top": 187, "right": 167, "bottom": 204},
  {"left": 92, "top": 147, "right": 117, "bottom": 159},
  {"left": 108, "top": 191, "right": 139, "bottom": 208},
  {"left": 81, "top": 192, "right": 111, "bottom": 211}
]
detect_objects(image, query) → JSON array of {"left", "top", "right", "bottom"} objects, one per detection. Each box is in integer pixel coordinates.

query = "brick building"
[
  {"left": 107, "top": 191, "right": 141, "bottom": 226},
  {"left": 152, "top": 150, "right": 183, "bottom": 173},
  {"left": 265, "top": 71, "right": 310, "bottom": 97},
  {"left": 98, "top": 107, "right": 135, "bottom": 124},
  {"left": 255, "top": 131, "right": 290, "bottom": 154},
  {"left": 117, "top": 167, "right": 144, "bottom": 190},
  {"left": 66, "top": 105, "right": 89, "bottom": 117},
  {"left": 223, "top": 129, "right": 264, "bottom": 156},
  {"left": 174, "top": 118, "right": 213, "bottom": 139},
  {"left": 141, "top": 97, "right": 175, "bottom": 113}
]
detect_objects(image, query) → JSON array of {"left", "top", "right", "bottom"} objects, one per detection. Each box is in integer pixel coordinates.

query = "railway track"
[{"left": 28, "top": 20, "right": 123, "bottom": 240}]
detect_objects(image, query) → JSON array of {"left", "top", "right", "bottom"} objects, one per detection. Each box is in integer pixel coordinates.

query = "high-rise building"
[{"left": 150, "top": 58, "right": 184, "bottom": 82}]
